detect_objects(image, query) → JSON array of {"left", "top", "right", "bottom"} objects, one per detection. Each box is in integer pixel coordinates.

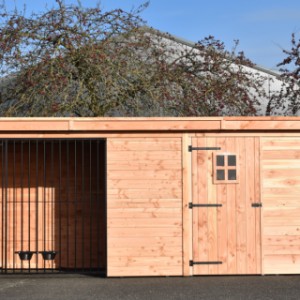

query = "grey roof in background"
[{"left": 142, "top": 26, "right": 281, "bottom": 79}]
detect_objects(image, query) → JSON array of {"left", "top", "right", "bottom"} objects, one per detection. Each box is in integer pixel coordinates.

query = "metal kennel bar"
[{"left": 0, "top": 139, "right": 107, "bottom": 275}]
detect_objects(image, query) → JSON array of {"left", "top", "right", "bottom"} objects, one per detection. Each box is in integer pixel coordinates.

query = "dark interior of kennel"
[{"left": 0, "top": 139, "right": 106, "bottom": 274}]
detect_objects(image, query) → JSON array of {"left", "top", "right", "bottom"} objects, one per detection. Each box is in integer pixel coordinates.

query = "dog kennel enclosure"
[
  {"left": 0, "top": 117, "right": 300, "bottom": 277},
  {"left": 0, "top": 137, "right": 106, "bottom": 274}
]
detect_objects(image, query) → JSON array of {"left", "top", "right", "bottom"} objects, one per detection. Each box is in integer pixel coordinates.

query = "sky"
[{"left": 3, "top": 0, "right": 300, "bottom": 71}]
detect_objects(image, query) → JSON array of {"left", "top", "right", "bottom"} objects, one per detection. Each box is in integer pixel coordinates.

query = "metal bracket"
[
  {"left": 188, "top": 146, "right": 221, "bottom": 152},
  {"left": 190, "top": 260, "right": 222, "bottom": 266},
  {"left": 252, "top": 203, "right": 262, "bottom": 208},
  {"left": 189, "top": 203, "right": 222, "bottom": 209}
]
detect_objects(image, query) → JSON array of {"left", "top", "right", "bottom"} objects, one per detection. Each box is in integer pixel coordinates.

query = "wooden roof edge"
[
  {"left": 222, "top": 116, "right": 300, "bottom": 121},
  {"left": 0, "top": 117, "right": 299, "bottom": 131},
  {"left": 221, "top": 117, "right": 300, "bottom": 131},
  {"left": 0, "top": 117, "right": 223, "bottom": 121},
  {"left": 0, "top": 117, "right": 223, "bottom": 132}
]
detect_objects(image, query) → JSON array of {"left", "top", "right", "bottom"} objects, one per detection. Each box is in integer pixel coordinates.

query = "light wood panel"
[
  {"left": 261, "top": 137, "right": 300, "bottom": 274},
  {"left": 264, "top": 255, "right": 300, "bottom": 274},
  {"left": 2, "top": 117, "right": 300, "bottom": 133},
  {"left": 182, "top": 134, "right": 192, "bottom": 276},
  {"left": 107, "top": 139, "right": 181, "bottom": 151},
  {"left": 106, "top": 137, "right": 183, "bottom": 277},
  {"left": 226, "top": 137, "right": 237, "bottom": 274},
  {"left": 108, "top": 199, "right": 181, "bottom": 208},
  {"left": 191, "top": 137, "right": 261, "bottom": 275},
  {"left": 192, "top": 137, "right": 208, "bottom": 275},
  {"left": 107, "top": 188, "right": 181, "bottom": 199}
]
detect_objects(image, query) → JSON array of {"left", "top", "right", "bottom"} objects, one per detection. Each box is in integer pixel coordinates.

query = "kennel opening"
[{"left": 0, "top": 139, "right": 107, "bottom": 274}]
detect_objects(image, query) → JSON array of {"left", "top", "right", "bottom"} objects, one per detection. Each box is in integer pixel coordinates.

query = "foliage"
[
  {"left": 0, "top": 0, "right": 267, "bottom": 117},
  {"left": 267, "top": 32, "right": 300, "bottom": 115}
]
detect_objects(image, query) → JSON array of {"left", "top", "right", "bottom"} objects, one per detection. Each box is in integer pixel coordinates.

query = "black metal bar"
[
  {"left": 59, "top": 140, "right": 62, "bottom": 271},
  {"left": 28, "top": 140, "right": 31, "bottom": 272},
  {"left": 51, "top": 141, "right": 54, "bottom": 272},
  {"left": 189, "top": 203, "right": 222, "bottom": 208},
  {"left": 4, "top": 141, "right": 8, "bottom": 273},
  {"left": 89, "top": 140, "right": 92, "bottom": 272},
  {"left": 20, "top": 141, "right": 24, "bottom": 272},
  {"left": 252, "top": 203, "right": 262, "bottom": 208},
  {"left": 81, "top": 140, "right": 85, "bottom": 271},
  {"left": 74, "top": 140, "right": 77, "bottom": 270},
  {"left": 188, "top": 146, "right": 221, "bottom": 152},
  {"left": 35, "top": 140, "right": 39, "bottom": 272},
  {"left": 13, "top": 141, "right": 16, "bottom": 273},
  {"left": 189, "top": 260, "right": 222, "bottom": 266},
  {"left": 3, "top": 142, "right": 8, "bottom": 268},
  {"left": 104, "top": 140, "right": 107, "bottom": 275},
  {"left": 43, "top": 141, "right": 46, "bottom": 272},
  {"left": 4, "top": 142, "right": 9, "bottom": 268},
  {"left": 1, "top": 141, "right": 4, "bottom": 273},
  {"left": 66, "top": 140, "right": 70, "bottom": 270},
  {"left": 96, "top": 140, "right": 100, "bottom": 271}
]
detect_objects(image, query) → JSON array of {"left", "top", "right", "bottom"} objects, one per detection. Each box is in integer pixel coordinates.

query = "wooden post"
[{"left": 182, "top": 134, "right": 193, "bottom": 276}]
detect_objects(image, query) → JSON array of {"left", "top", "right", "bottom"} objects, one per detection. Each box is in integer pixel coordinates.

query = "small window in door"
[{"left": 213, "top": 153, "right": 238, "bottom": 184}]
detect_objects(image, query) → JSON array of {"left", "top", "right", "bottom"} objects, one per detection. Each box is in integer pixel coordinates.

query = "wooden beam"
[
  {"left": 182, "top": 134, "right": 193, "bottom": 276},
  {"left": 222, "top": 119, "right": 300, "bottom": 131},
  {"left": 0, "top": 117, "right": 222, "bottom": 132},
  {"left": 0, "top": 117, "right": 299, "bottom": 132}
]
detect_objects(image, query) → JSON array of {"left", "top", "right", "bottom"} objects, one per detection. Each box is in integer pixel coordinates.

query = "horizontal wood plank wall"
[
  {"left": 261, "top": 137, "right": 300, "bottom": 274},
  {"left": 106, "top": 138, "right": 183, "bottom": 277}
]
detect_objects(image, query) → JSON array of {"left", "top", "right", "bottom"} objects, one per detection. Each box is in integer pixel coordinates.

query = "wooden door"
[{"left": 191, "top": 136, "right": 261, "bottom": 275}]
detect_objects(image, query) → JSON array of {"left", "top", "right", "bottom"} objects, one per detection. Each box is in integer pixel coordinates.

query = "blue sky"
[{"left": 4, "top": 0, "right": 300, "bottom": 70}]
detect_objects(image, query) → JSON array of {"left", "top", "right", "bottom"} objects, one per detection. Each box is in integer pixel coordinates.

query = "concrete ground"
[{"left": 0, "top": 274, "right": 300, "bottom": 300}]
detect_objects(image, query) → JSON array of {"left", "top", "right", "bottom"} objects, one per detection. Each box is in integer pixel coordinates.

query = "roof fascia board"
[{"left": 0, "top": 117, "right": 299, "bottom": 132}]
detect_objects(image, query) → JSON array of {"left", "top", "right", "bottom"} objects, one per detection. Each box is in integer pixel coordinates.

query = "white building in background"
[{"left": 144, "top": 26, "right": 285, "bottom": 116}]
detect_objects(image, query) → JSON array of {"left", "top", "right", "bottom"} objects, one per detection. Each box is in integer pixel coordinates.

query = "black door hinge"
[
  {"left": 252, "top": 203, "right": 262, "bottom": 208},
  {"left": 189, "top": 203, "right": 222, "bottom": 209},
  {"left": 190, "top": 260, "right": 222, "bottom": 266},
  {"left": 188, "top": 146, "right": 221, "bottom": 152}
]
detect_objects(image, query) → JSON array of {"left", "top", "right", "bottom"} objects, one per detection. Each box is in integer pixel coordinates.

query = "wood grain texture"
[
  {"left": 192, "top": 136, "right": 261, "bottom": 275},
  {"left": 261, "top": 137, "right": 300, "bottom": 274},
  {"left": 192, "top": 138, "right": 208, "bottom": 275},
  {"left": 1, "top": 117, "right": 300, "bottom": 133},
  {"left": 106, "top": 137, "right": 183, "bottom": 277},
  {"left": 182, "top": 134, "right": 193, "bottom": 276}
]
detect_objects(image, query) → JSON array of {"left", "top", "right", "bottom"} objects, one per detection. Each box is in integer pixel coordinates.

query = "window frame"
[{"left": 213, "top": 153, "right": 239, "bottom": 184}]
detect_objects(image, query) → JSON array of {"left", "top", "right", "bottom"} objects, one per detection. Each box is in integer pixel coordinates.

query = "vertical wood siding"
[
  {"left": 192, "top": 136, "right": 261, "bottom": 275},
  {"left": 106, "top": 138, "right": 183, "bottom": 276}
]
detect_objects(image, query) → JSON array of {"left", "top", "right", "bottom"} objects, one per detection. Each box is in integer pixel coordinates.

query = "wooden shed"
[{"left": 0, "top": 117, "right": 300, "bottom": 276}]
